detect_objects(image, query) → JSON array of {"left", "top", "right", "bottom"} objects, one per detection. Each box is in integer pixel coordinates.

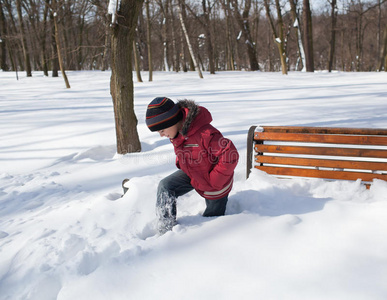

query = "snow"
[
  {"left": 108, "top": 0, "right": 120, "bottom": 24},
  {"left": 237, "top": 30, "right": 242, "bottom": 40},
  {"left": 107, "top": 0, "right": 118, "bottom": 14},
  {"left": 1, "top": 70, "right": 387, "bottom": 300}
]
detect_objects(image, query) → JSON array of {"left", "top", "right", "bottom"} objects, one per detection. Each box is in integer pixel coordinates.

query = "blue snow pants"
[{"left": 156, "top": 169, "right": 228, "bottom": 234}]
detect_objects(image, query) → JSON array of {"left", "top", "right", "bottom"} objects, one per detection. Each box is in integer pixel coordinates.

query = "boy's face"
[{"left": 158, "top": 123, "right": 180, "bottom": 139}]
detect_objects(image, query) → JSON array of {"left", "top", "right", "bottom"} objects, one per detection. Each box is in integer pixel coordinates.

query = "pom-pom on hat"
[{"left": 146, "top": 97, "right": 183, "bottom": 132}]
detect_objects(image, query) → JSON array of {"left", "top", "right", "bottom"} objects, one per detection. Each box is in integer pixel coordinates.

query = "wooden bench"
[{"left": 246, "top": 126, "right": 387, "bottom": 188}]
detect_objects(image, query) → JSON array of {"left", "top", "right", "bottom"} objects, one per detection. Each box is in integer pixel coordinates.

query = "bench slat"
[
  {"left": 260, "top": 126, "right": 387, "bottom": 135},
  {"left": 255, "top": 166, "right": 387, "bottom": 182},
  {"left": 255, "top": 155, "right": 387, "bottom": 171},
  {"left": 254, "top": 132, "right": 387, "bottom": 146},
  {"left": 255, "top": 144, "right": 387, "bottom": 158}
]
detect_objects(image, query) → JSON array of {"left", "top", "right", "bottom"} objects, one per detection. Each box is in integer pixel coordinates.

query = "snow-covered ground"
[{"left": 1, "top": 70, "right": 387, "bottom": 300}]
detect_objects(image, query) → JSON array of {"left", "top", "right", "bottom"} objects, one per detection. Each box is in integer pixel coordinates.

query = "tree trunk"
[
  {"left": 289, "top": 0, "right": 305, "bottom": 71},
  {"left": 3, "top": 1, "right": 23, "bottom": 71},
  {"left": 41, "top": 0, "right": 49, "bottom": 76},
  {"left": 263, "top": 0, "right": 287, "bottom": 74},
  {"left": 133, "top": 40, "right": 143, "bottom": 82},
  {"left": 110, "top": 0, "right": 143, "bottom": 154},
  {"left": 355, "top": 8, "right": 363, "bottom": 72},
  {"left": 230, "top": 0, "right": 259, "bottom": 71},
  {"left": 184, "top": 0, "right": 215, "bottom": 73},
  {"left": 180, "top": 31, "right": 187, "bottom": 72},
  {"left": 52, "top": 0, "right": 71, "bottom": 88},
  {"left": 169, "top": 0, "right": 179, "bottom": 72},
  {"left": 157, "top": 0, "right": 170, "bottom": 72},
  {"left": 327, "top": 0, "right": 337, "bottom": 72},
  {"left": 266, "top": 25, "right": 273, "bottom": 71},
  {"left": 275, "top": 0, "right": 287, "bottom": 74},
  {"left": 145, "top": 0, "right": 153, "bottom": 81},
  {"left": 178, "top": 0, "right": 203, "bottom": 78},
  {"left": 101, "top": 13, "right": 111, "bottom": 72},
  {"left": 303, "top": 0, "right": 314, "bottom": 72},
  {"left": 379, "top": 24, "right": 387, "bottom": 71},
  {"left": 48, "top": 4, "right": 59, "bottom": 77},
  {"left": 220, "top": 0, "right": 235, "bottom": 70},
  {"left": 77, "top": 14, "right": 85, "bottom": 70},
  {"left": 16, "top": 0, "right": 32, "bottom": 76},
  {"left": 62, "top": 2, "right": 73, "bottom": 70},
  {"left": 202, "top": 0, "right": 215, "bottom": 74},
  {"left": 26, "top": 0, "right": 43, "bottom": 72},
  {"left": 163, "top": 7, "right": 170, "bottom": 72},
  {"left": 340, "top": 30, "right": 345, "bottom": 71},
  {"left": 0, "top": 0, "right": 9, "bottom": 71}
]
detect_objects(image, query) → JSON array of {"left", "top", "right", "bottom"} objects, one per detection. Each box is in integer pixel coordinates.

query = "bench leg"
[{"left": 246, "top": 125, "right": 257, "bottom": 179}]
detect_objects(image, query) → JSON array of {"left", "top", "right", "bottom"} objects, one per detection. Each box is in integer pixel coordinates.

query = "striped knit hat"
[{"left": 146, "top": 97, "right": 183, "bottom": 132}]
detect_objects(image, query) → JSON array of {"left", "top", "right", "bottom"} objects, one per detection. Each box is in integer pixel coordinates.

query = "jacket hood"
[{"left": 177, "top": 99, "right": 212, "bottom": 136}]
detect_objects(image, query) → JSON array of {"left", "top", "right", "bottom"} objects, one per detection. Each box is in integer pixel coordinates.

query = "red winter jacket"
[{"left": 170, "top": 100, "right": 239, "bottom": 200}]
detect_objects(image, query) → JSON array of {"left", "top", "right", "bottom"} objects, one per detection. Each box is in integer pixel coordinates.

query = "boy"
[{"left": 146, "top": 97, "right": 239, "bottom": 234}]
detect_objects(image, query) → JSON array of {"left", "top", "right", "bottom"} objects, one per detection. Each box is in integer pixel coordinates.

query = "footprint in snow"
[
  {"left": 105, "top": 192, "right": 122, "bottom": 201},
  {"left": 0, "top": 231, "right": 9, "bottom": 239}
]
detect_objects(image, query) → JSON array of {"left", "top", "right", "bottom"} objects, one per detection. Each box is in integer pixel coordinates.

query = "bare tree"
[
  {"left": 220, "top": 0, "right": 235, "bottom": 70},
  {"left": 75, "top": 0, "right": 92, "bottom": 70},
  {"left": 1, "top": 0, "right": 386, "bottom": 74},
  {"left": 47, "top": 0, "right": 59, "bottom": 77},
  {"left": 0, "top": 0, "right": 9, "bottom": 71},
  {"left": 263, "top": 0, "right": 287, "bottom": 74},
  {"left": 327, "top": 0, "right": 337, "bottom": 72},
  {"left": 303, "top": 0, "right": 314, "bottom": 72},
  {"left": 52, "top": 0, "right": 71, "bottom": 88},
  {"left": 289, "top": 0, "right": 305, "bottom": 71},
  {"left": 145, "top": 0, "right": 153, "bottom": 81},
  {"left": 133, "top": 38, "right": 143, "bottom": 82},
  {"left": 201, "top": 0, "right": 215, "bottom": 74},
  {"left": 347, "top": 0, "right": 387, "bottom": 71},
  {"left": 16, "top": 0, "right": 32, "bottom": 76},
  {"left": 230, "top": 0, "right": 259, "bottom": 71},
  {"left": 185, "top": 1, "right": 216, "bottom": 74},
  {"left": 177, "top": 0, "right": 203, "bottom": 78},
  {"left": 379, "top": 24, "right": 387, "bottom": 71},
  {"left": 168, "top": 0, "right": 179, "bottom": 71},
  {"left": 352, "top": 1, "right": 365, "bottom": 71},
  {"left": 183, "top": 1, "right": 216, "bottom": 73},
  {"left": 110, "top": 0, "right": 143, "bottom": 154},
  {"left": 41, "top": 0, "right": 49, "bottom": 76},
  {"left": 102, "top": 16, "right": 111, "bottom": 71},
  {"left": 156, "top": 0, "right": 170, "bottom": 71}
]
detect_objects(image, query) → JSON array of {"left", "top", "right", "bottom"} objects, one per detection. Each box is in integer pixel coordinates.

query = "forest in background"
[{"left": 1, "top": 0, "right": 387, "bottom": 78}]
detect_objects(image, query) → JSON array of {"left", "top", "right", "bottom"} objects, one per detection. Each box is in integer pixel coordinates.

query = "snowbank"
[{"left": 1, "top": 71, "right": 387, "bottom": 300}]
